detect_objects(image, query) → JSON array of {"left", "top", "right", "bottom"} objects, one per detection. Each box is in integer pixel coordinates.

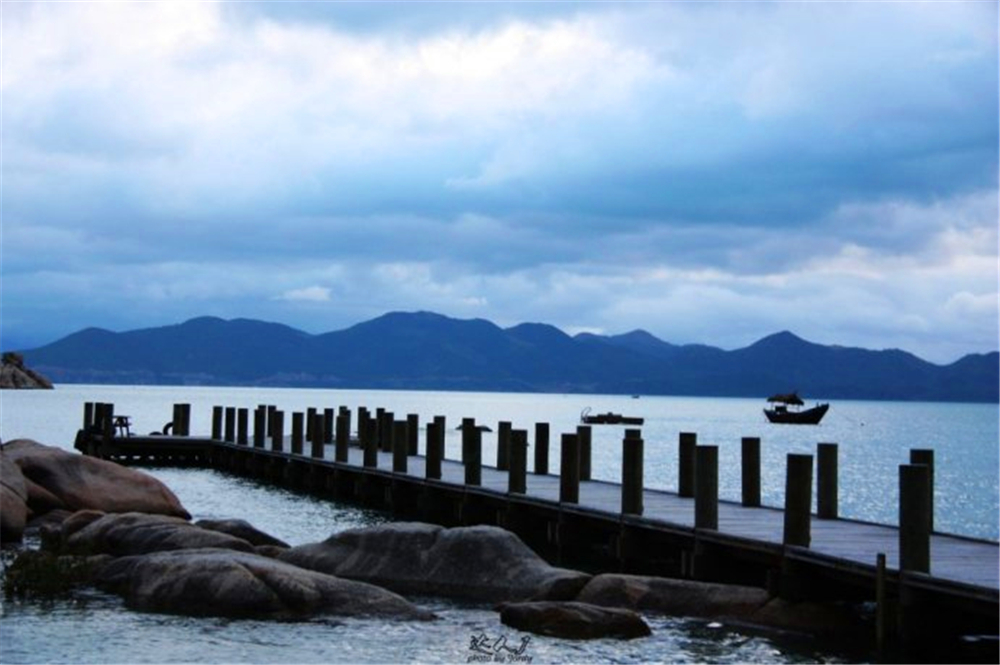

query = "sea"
[{"left": 1, "top": 385, "right": 997, "bottom": 664}]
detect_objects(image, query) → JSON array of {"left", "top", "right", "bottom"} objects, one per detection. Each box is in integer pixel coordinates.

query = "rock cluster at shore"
[
  {"left": 0, "top": 352, "right": 53, "bottom": 389},
  {"left": 1, "top": 437, "right": 871, "bottom": 642}
]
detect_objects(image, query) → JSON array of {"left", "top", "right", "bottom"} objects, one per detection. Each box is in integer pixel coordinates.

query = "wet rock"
[
  {"left": 280, "top": 522, "right": 591, "bottom": 602},
  {"left": 195, "top": 518, "right": 289, "bottom": 548},
  {"left": 96, "top": 547, "right": 436, "bottom": 621},
  {"left": 498, "top": 601, "right": 651, "bottom": 640},
  {"left": 3, "top": 439, "right": 190, "bottom": 519},
  {"left": 747, "top": 597, "right": 870, "bottom": 641},
  {"left": 1, "top": 448, "right": 28, "bottom": 542},
  {"left": 49, "top": 511, "right": 256, "bottom": 556},
  {"left": 574, "top": 573, "right": 770, "bottom": 619},
  {"left": 0, "top": 352, "right": 53, "bottom": 390}
]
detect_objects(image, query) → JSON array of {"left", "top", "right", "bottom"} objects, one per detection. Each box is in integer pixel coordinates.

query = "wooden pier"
[{"left": 75, "top": 401, "right": 999, "bottom": 660}]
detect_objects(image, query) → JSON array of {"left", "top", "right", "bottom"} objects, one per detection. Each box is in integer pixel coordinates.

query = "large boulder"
[
  {"left": 574, "top": 574, "right": 770, "bottom": 619},
  {"left": 499, "top": 601, "right": 651, "bottom": 640},
  {"left": 747, "top": 598, "right": 871, "bottom": 641},
  {"left": 1, "top": 447, "right": 29, "bottom": 542},
  {"left": 2, "top": 440, "right": 190, "bottom": 519},
  {"left": 195, "top": 519, "right": 289, "bottom": 549},
  {"left": 95, "top": 547, "right": 436, "bottom": 621},
  {"left": 0, "top": 352, "right": 53, "bottom": 389},
  {"left": 46, "top": 511, "right": 257, "bottom": 557},
  {"left": 280, "top": 522, "right": 591, "bottom": 602}
]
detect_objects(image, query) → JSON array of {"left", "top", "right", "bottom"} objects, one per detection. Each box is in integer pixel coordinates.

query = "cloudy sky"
[{"left": 2, "top": 0, "right": 997, "bottom": 363}]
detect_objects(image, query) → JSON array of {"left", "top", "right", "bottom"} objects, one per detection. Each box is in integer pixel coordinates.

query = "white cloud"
[{"left": 277, "top": 286, "right": 332, "bottom": 303}]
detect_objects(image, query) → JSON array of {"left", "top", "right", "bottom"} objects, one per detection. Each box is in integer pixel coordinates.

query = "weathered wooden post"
[
  {"left": 310, "top": 412, "right": 325, "bottom": 459},
  {"left": 225, "top": 407, "right": 236, "bottom": 443},
  {"left": 679, "top": 432, "right": 697, "bottom": 497},
  {"left": 271, "top": 410, "right": 284, "bottom": 452},
  {"left": 363, "top": 418, "right": 378, "bottom": 468},
  {"left": 379, "top": 410, "right": 395, "bottom": 453},
  {"left": 497, "top": 421, "right": 512, "bottom": 471},
  {"left": 253, "top": 407, "right": 266, "bottom": 448},
  {"left": 335, "top": 412, "right": 350, "bottom": 462},
  {"left": 237, "top": 408, "right": 249, "bottom": 446},
  {"left": 621, "top": 429, "right": 644, "bottom": 515},
  {"left": 358, "top": 407, "right": 369, "bottom": 446},
  {"left": 393, "top": 420, "right": 408, "bottom": 473},
  {"left": 899, "top": 464, "right": 931, "bottom": 573},
  {"left": 560, "top": 433, "right": 580, "bottom": 504},
  {"left": 577, "top": 425, "right": 592, "bottom": 481},
  {"left": 426, "top": 417, "right": 444, "bottom": 480},
  {"left": 101, "top": 403, "right": 115, "bottom": 440},
  {"left": 909, "top": 449, "right": 934, "bottom": 532},
  {"left": 173, "top": 404, "right": 191, "bottom": 436},
  {"left": 267, "top": 405, "right": 278, "bottom": 438},
  {"left": 741, "top": 437, "right": 761, "bottom": 507},
  {"left": 291, "top": 412, "right": 304, "bottom": 455},
  {"left": 783, "top": 454, "right": 813, "bottom": 547},
  {"left": 339, "top": 406, "right": 352, "bottom": 437},
  {"left": 212, "top": 406, "right": 223, "bottom": 441},
  {"left": 462, "top": 419, "right": 482, "bottom": 486},
  {"left": 84, "top": 402, "right": 95, "bottom": 430},
  {"left": 407, "top": 414, "right": 419, "bottom": 456},
  {"left": 323, "top": 408, "right": 335, "bottom": 444},
  {"left": 534, "top": 422, "right": 550, "bottom": 474},
  {"left": 817, "top": 442, "right": 838, "bottom": 519},
  {"left": 509, "top": 429, "right": 528, "bottom": 494},
  {"left": 306, "top": 407, "right": 317, "bottom": 442},
  {"left": 695, "top": 445, "right": 719, "bottom": 530}
]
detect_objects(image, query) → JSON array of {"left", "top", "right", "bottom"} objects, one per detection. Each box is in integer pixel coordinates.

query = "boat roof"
[{"left": 767, "top": 392, "right": 804, "bottom": 405}]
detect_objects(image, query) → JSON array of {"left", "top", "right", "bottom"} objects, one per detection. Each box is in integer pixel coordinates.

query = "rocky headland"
[
  {"left": 1, "top": 437, "right": 872, "bottom": 642},
  {"left": 0, "top": 352, "right": 53, "bottom": 389}
]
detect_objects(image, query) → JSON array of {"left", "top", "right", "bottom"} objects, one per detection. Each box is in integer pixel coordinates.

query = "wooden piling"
[
  {"left": 783, "top": 453, "right": 813, "bottom": 547},
  {"left": 407, "top": 414, "right": 419, "bottom": 456},
  {"left": 560, "top": 433, "right": 580, "bottom": 504},
  {"left": 310, "top": 413, "right": 325, "bottom": 459},
  {"left": 323, "top": 408, "right": 335, "bottom": 444},
  {"left": 910, "top": 449, "right": 934, "bottom": 532},
  {"left": 741, "top": 437, "right": 761, "bottom": 507},
  {"left": 509, "top": 429, "right": 528, "bottom": 494},
  {"left": 226, "top": 406, "right": 236, "bottom": 443},
  {"left": 101, "top": 403, "right": 114, "bottom": 440},
  {"left": 876, "top": 552, "right": 888, "bottom": 660},
  {"left": 462, "top": 418, "right": 482, "bottom": 486},
  {"left": 817, "top": 442, "right": 838, "bottom": 519},
  {"left": 679, "top": 432, "right": 697, "bottom": 497},
  {"left": 306, "top": 407, "right": 317, "bottom": 441},
  {"left": 577, "top": 425, "right": 592, "bottom": 481},
  {"left": 497, "top": 421, "right": 512, "bottom": 471},
  {"left": 271, "top": 410, "right": 284, "bottom": 452},
  {"left": 695, "top": 445, "right": 719, "bottom": 530},
  {"left": 173, "top": 404, "right": 191, "bottom": 436},
  {"left": 621, "top": 429, "right": 644, "bottom": 516},
  {"left": 237, "top": 408, "right": 249, "bottom": 446},
  {"left": 335, "top": 412, "right": 349, "bottom": 462},
  {"left": 363, "top": 418, "right": 378, "bottom": 468},
  {"left": 899, "top": 464, "right": 931, "bottom": 573},
  {"left": 393, "top": 420, "right": 408, "bottom": 473},
  {"left": 291, "top": 412, "right": 304, "bottom": 455},
  {"left": 211, "top": 407, "right": 223, "bottom": 441},
  {"left": 426, "top": 417, "right": 444, "bottom": 480},
  {"left": 253, "top": 407, "right": 266, "bottom": 448},
  {"left": 379, "top": 410, "right": 394, "bottom": 453},
  {"left": 535, "top": 422, "right": 550, "bottom": 475},
  {"left": 84, "top": 402, "right": 95, "bottom": 430}
]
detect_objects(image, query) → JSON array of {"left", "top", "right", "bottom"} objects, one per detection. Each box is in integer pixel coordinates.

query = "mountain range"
[{"left": 17, "top": 311, "right": 999, "bottom": 402}]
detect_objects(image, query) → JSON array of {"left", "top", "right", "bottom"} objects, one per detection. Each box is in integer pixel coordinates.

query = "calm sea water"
[{"left": 1, "top": 385, "right": 997, "bottom": 663}]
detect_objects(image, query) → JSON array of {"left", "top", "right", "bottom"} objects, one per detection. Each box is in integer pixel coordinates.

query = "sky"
[{"left": 1, "top": 0, "right": 997, "bottom": 364}]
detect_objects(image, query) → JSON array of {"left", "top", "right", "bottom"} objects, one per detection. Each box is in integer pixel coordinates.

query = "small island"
[{"left": 0, "top": 352, "right": 54, "bottom": 389}]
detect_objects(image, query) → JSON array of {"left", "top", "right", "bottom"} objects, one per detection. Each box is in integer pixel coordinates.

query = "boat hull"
[
  {"left": 764, "top": 403, "right": 829, "bottom": 425},
  {"left": 581, "top": 414, "right": 644, "bottom": 425}
]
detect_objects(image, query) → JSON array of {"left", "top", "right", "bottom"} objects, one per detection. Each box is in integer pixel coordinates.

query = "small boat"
[
  {"left": 581, "top": 407, "right": 644, "bottom": 426},
  {"left": 764, "top": 392, "right": 829, "bottom": 425}
]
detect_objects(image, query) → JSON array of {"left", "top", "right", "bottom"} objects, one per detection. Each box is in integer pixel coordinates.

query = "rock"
[
  {"left": 498, "top": 601, "right": 651, "bottom": 640},
  {"left": 96, "top": 547, "right": 436, "bottom": 621},
  {"left": 3, "top": 439, "right": 190, "bottom": 519},
  {"left": 195, "top": 518, "right": 289, "bottom": 548},
  {"left": 0, "top": 352, "right": 53, "bottom": 389},
  {"left": 50, "top": 511, "right": 257, "bottom": 556},
  {"left": 1, "top": 448, "right": 29, "bottom": 542},
  {"left": 747, "top": 598, "right": 870, "bottom": 641},
  {"left": 574, "top": 574, "right": 770, "bottom": 619},
  {"left": 280, "top": 522, "right": 591, "bottom": 602}
]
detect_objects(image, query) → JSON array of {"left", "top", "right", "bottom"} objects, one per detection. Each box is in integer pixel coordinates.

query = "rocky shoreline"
[
  {"left": 1, "top": 438, "right": 871, "bottom": 644},
  {"left": 0, "top": 353, "right": 53, "bottom": 390}
]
